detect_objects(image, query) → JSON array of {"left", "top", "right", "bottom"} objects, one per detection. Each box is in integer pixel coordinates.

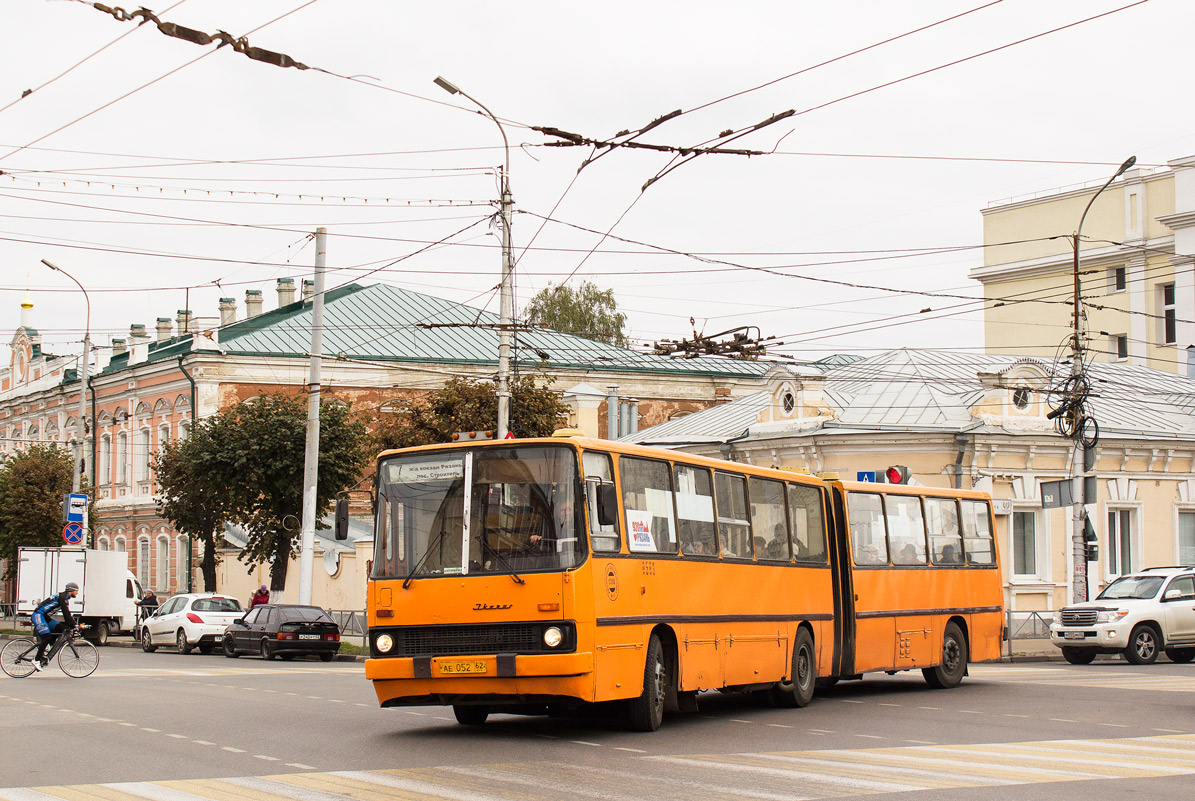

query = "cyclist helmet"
[{"left": 64, "top": 582, "right": 79, "bottom": 592}]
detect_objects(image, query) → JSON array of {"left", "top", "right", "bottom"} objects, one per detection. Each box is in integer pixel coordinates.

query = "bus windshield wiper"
[
  {"left": 402, "top": 527, "right": 450, "bottom": 589},
  {"left": 480, "top": 536, "right": 525, "bottom": 585}
]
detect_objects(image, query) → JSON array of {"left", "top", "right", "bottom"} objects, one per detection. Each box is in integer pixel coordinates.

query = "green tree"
[
  {"left": 0, "top": 444, "right": 89, "bottom": 580},
  {"left": 153, "top": 416, "right": 236, "bottom": 591},
  {"left": 218, "top": 394, "right": 368, "bottom": 591},
  {"left": 525, "top": 281, "right": 629, "bottom": 347},
  {"left": 372, "top": 375, "right": 569, "bottom": 451}
]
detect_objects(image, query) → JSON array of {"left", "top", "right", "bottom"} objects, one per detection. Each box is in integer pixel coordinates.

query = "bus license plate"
[
  {"left": 439, "top": 660, "right": 487, "bottom": 675},
  {"left": 1063, "top": 632, "right": 1085, "bottom": 640}
]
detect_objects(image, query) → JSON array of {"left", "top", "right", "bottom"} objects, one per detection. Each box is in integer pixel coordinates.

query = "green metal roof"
[{"left": 105, "top": 283, "right": 768, "bottom": 379}]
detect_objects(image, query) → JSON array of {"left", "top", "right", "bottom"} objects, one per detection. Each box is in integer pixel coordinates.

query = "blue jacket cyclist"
[{"left": 31, "top": 582, "right": 79, "bottom": 670}]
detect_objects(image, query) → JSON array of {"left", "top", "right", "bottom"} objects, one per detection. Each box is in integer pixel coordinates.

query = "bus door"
[
  {"left": 827, "top": 484, "right": 855, "bottom": 677},
  {"left": 843, "top": 488, "right": 898, "bottom": 673}
]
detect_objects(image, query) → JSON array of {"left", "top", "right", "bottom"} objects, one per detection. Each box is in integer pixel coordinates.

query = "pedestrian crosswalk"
[
  {"left": 5, "top": 733, "right": 1195, "bottom": 800},
  {"left": 970, "top": 664, "right": 1195, "bottom": 693}
]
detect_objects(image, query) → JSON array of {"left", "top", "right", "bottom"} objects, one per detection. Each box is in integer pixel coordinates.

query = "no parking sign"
[{"left": 62, "top": 522, "right": 84, "bottom": 545}]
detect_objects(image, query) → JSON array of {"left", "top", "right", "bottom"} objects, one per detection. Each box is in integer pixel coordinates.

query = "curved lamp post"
[
  {"left": 434, "top": 76, "right": 515, "bottom": 439},
  {"left": 1068, "top": 155, "right": 1135, "bottom": 603},
  {"left": 41, "top": 259, "right": 91, "bottom": 497}
]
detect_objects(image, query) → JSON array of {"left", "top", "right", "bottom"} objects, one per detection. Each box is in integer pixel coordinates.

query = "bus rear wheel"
[
  {"left": 773, "top": 628, "right": 816, "bottom": 708},
  {"left": 627, "top": 634, "right": 667, "bottom": 731},
  {"left": 923, "top": 621, "right": 967, "bottom": 689},
  {"left": 453, "top": 705, "right": 489, "bottom": 725}
]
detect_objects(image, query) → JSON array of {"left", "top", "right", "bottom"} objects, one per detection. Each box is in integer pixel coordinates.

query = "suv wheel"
[
  {"left": 1061, "top": 647, "right": 1096, "bottom": 665},
  {"left": 1124, "top": 624, "right": 1160, "bottom": 665}
]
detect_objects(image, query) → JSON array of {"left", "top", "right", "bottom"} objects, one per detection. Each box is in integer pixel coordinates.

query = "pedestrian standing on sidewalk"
[{"left": 248, "top": 584, "right": 270, "bottom": 610}]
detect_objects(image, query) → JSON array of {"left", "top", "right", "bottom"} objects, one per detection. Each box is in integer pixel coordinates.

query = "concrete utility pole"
[
  {"left": 1067, "top": 156, "right": 1135, "bottom": 603},
  {"left": 434, "top": 76, "right": 515, "bottom": 439},
  {"left": 41, "top": 259, "right": 91, "bottom": 542},
  {"left": 298, "top": 228, "right": 327, "bottom": 605}
]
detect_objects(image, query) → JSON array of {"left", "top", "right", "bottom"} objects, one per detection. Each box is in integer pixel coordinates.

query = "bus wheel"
[
  {"left": 453, "top": 705, "right": 489, "bottom": 726},
  {"left": 774, "top": 628, "right": 816, "bottom": 708},
  {"left": 627, "top": 634, "right": 667, "bottom": 732},
  {"left": 923, "top": 622, "right": 967, "bottom": 689}
]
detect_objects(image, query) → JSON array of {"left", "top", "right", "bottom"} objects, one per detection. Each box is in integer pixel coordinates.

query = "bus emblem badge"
[{"left": 605, "top": 563, "right": 618, "bottom": 601}]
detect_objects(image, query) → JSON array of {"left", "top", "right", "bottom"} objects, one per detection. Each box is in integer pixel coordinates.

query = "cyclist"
[{"left": 31, "top": 582, "right": 80, "bottom": 671}]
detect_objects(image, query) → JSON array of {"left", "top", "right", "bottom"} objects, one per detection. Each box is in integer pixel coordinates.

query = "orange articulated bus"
[{"left": 353, "top": 434, "right": 1003, "bottom": 731}]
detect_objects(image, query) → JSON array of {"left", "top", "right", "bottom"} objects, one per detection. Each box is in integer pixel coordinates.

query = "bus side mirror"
[
  {"left": 597, "top": 483, "right": 618, "bottom": 527},
  {"left": 335, "top": 498, "right": 349, "bottom": 541}
]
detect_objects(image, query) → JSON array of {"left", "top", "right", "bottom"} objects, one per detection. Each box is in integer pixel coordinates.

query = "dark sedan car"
[{"left": 221, "top": 604, "right": 341, "bottom": 661}]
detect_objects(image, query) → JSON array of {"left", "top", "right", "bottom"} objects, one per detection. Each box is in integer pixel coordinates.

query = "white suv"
[{"left": 1050, "top": 566, "right": 1195, "bottom": 665}]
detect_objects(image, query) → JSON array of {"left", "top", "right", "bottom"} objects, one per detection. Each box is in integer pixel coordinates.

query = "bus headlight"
[
  {"left": 543, "top": 627, "right": 563, "bottom": 648},
  {"left": 375, "top": 633, "right": 394, "bottom": 653}
]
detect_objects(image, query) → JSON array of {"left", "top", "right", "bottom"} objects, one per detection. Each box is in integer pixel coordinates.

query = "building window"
[
  {"left": 1012, "top": 387, "right": 1030, "bottom": 409},
  {"left": 1012, "top": 511, "right": 1036, "bottom": 576},
  {"left": 1162, "top": 283, "right": 1177, "bottom": 345},
  {"left": 782, "top": 391, "right": 795, "bottom": 414},
  {"left": 138, "top": 428, "right": 151, "bottom": 481},
  {"left": 1112, "top": 335, "right": 1128, "bottom": 362},
  {"left": 114, "top": 536, "right": 126, "bottom": 553},
  {"left": 137, "top": 538, "right": 150, "bottom": 585},
  {"left": 156, "top": 537, "right": 169, "bottom": 590},
  {"left": 1180, "top": 512, "right": 1195, "bottom": 566},
  {"left": 1108, "top": 508, "right": 1135, "bottom": 575},
  {"left": 1111, "top": 266, "right": 1126, "bottom": 292},
  {"left": 99, "top": 435, "right": 111, "bottom": 485},
  {"left": 117, "top": 432, "right": 128, "bottom": 484},
  {"left": 158, "top": 423, "right": 170, "bottom": 450}
]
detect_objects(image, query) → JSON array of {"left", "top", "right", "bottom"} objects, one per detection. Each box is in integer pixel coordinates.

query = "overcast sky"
[{"left": 3, "top": 0, "right": 1192, "bottom": 369}]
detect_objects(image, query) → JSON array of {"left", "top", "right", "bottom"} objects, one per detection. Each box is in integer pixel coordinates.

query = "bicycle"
[{"left": 1, "top": 628, "right": 99, "bottom": 679}]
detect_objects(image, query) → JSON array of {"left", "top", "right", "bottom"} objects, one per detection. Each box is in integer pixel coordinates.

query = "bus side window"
[
  {"left": 885, "top": 494, "right": 927, "bottom": 565},
  {"left": 750, "top": 477, "right": 789, "bottom": 560},
  {"left": 714, "top": 472, "right": 752, "bottom": 558},
  {"left": 960, "top": 500, "right": 995, "bottom": 565},
  {"left": 620, "top": 456, "right": 678, "bottom": 554},
  {"left": 788, "top": 483, "right": 827, "bottom": 563},
  {"left": 582, "top": 451, "right": 620, "bottom": 553},
  {"left": 846, "top": 492, "right": 887, "bottom": 565},
  {"left": 674, "top": 465, "right": 716, "bottom": 556},
  {"left": 925, "top": 498, "right": 963, "bottom": 565}
]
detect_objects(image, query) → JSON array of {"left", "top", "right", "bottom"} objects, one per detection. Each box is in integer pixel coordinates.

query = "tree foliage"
[
  {"left": 153, "top": 417, "right": 235, "bottom": 591},
  {"left": 154, "top": 393, "right": 369, "bottom": 592},
  {"left": 525, "top": 281, "right": 629, "bottom": 347},
  {"left": 372, "top": 375, "right": 570, "bottom": 451},
  {"left": 0, "top": 444, "right": 92, "bottom": 581}
]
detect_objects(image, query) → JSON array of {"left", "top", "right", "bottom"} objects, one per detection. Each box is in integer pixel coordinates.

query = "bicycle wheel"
[
  {"left": 1, "top": 638, "right": 39, "bottom": 679},
  {"left": 58, "top": 639, "right": 99, "bottom": 678}
]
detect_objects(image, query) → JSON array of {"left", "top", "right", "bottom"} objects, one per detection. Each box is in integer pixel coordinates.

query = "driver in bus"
[{"left": 530, "top": 497, "right": 574, "bottom": 550}]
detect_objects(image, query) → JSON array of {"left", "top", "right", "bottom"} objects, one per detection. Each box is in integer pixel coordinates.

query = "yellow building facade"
[{"left": 974, "top": 156, "right": 1195, "bottom": 374}]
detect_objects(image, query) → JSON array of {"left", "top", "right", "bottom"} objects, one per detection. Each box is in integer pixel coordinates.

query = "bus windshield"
[{"left": 372, "top": 444, "right": 584, "bottom": 580}]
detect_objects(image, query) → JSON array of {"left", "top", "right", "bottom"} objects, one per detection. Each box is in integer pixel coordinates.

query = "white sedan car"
[{"left": 141, "top": 593, "right": 245, "bottom": 655}]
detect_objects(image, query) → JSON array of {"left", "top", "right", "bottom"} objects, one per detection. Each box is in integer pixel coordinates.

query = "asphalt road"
[{"left": 2, "top": 646, "right": 1194, "bottom": 800}]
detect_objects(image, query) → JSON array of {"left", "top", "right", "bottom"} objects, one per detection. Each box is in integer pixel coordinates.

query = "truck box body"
[{"left": 16, "top": 548, "right": 139, "bottom": 634}]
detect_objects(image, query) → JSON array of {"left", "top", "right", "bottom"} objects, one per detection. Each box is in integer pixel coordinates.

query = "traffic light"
[
  {"left": 1083, "top": 517, "right": 1098, "bottom": 562},
  {"left": 881, "top": 465, "right": 911, "bottom": 484}
]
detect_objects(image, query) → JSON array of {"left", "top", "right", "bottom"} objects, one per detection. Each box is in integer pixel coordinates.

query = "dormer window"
[
  {"left": 782, "top": 391, "right": 795, "bottom": 414},
  {"left": 1012, "top": 387, "right": 1030, "bottom": 410}
]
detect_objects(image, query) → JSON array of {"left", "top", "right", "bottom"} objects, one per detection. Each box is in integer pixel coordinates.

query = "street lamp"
[
  {"left": 40, "top": 259, "right": 91, "bottom": 506},
  {"left": 434, "top": 76, "right": 515, "bottom": 439},
  {"left": 1067, "top": 155, "right": 1135, "bottom": 603}
]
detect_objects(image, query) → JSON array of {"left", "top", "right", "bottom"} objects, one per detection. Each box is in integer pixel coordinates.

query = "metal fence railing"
[
  {"left": 1007, "top": 610, "right": 1052, "bottom": 640},
  {"left": 328, "top": 609, "right": 366, "bottom": 637}
]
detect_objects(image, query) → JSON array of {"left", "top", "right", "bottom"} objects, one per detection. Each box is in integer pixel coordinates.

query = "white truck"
[{"left": 16, "top": 547, "right": 143, "bottom": 645}]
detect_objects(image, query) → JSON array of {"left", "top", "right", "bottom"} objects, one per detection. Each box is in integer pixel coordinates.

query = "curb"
[{"left": 0, "top": 633, "right": 366, "bottom": 662}]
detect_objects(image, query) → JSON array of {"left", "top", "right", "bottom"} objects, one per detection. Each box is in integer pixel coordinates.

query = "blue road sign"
[
  {"left": 66, "top": 493, "right": 87, "bottom": 523},
  {"left": 62, "top": 522, "right": 84, "bottom": 545},
  {"left": 857, "top": 471, "right": 876, "bottom": 482}
]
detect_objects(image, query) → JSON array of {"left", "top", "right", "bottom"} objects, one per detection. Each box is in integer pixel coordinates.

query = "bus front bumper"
[{"left": 365, "top": 652, "right": 596, "bottom": 706}]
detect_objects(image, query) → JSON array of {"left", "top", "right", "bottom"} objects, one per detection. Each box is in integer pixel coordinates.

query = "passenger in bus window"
[
  {"left": 937, "top": 543, "right": 961, "bottom": 564},
  {"left": 765, "top": 524, "right": 789, "bottom": 559}
]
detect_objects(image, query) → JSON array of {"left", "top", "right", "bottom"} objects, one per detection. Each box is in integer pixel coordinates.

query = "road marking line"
[
  {"left": 221, "top": 747, "right": 246, "bottom": 753},
  {"left": 810, "top": 729, "right": 834, "bottom": 734},
  {"left": 918, "top": 707, "right": 940, "bottom": 711},
  {"left": 117, "top": 722, "right": 136, "bottom": 727},
  {"left": 571, "top": 740, "right": 602, "bottom": 747},
  {"left": 403, "top": 711, "right": 424, "bottom": 716},
  {"left": 285, "top": 763, "right": 317, "bottom": 770},
  {"left": 141, "top": 727, "right": 160, "bottom": 732},
  {"left": 192, "top": 740, "right": 214, "bottom": 746},
  {"left": 1154, "top": 728, "right": 1185, "bottom": 733},
  {"left": 166, "top": 733, "right": 187, "bottom": 739},
  {"left": 1003, "top": 714, "right": 1030, "bottom": 718},
  {"left": 1050, "top": 719, "right": 1078, "bottom": 723},
  {"left": 731, "top": 719, "right": 753, "bottom": 724},
  {"left": 767, "top": 724, "right": 794, "bottom": 729},
  {"left": 878, "top": 703, "right": 902, "bottom": 707},
  {"left": 253, "top": 754, "right": 280, "bottom": 761},
  {"left": 842, "top": 700, "right": 864, "bottom": 704},
  {"left": 855, "top": 734, "right": 885, "bottom": 739},
  {"left": 961, "top": 710, "right": 983, "bottom": 714},
  {"left": 1099, "top": 723, "right": 1131, "bottom": 728},
  {"left": 904, "top": 740, "right": 937, "bottom": 744},
  {"left": 615, "top": 747, "right": 647, "bottom": 753}
]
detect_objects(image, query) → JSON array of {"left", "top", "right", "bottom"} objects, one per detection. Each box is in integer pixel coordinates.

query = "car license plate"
[
  {"left": 299, "top": 634, "right": 320, "bottom": 640},
  {"left": 1063, "top": 632, "right": 1085, "bottom": 640},
  {"left": 439, "top": 660, "right": 487, "bottom": 675}
]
